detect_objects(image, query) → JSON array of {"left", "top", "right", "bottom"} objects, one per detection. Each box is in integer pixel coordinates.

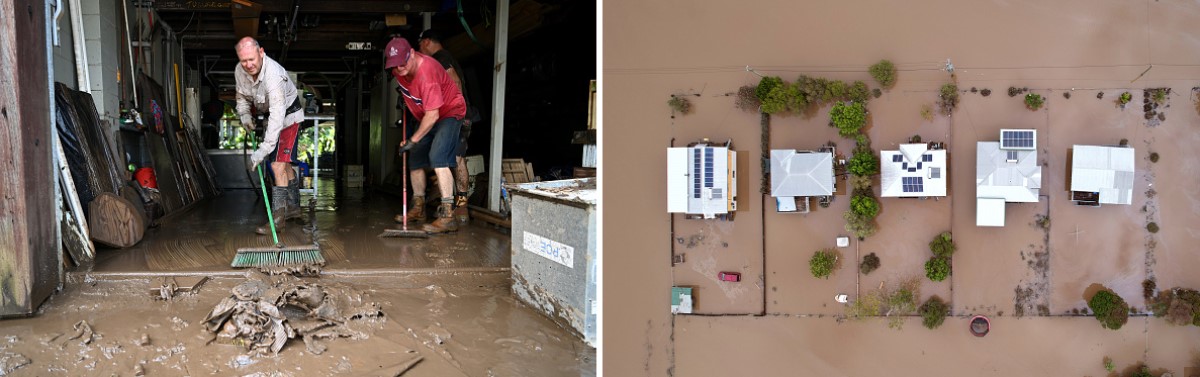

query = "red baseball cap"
[{"left": 384, "top": 37, "right": 413, "bottom": 70}]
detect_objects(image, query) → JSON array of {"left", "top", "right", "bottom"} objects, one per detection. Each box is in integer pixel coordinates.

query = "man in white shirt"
[{"left": 234, "top": 37, "right": 305, "bottom": 235}]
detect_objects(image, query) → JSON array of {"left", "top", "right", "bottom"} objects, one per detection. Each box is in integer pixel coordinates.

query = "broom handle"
[
  {"left": 258, "top": 164, "right": 280, "bottom": 245},
  {"left": 402, "top": 114, "right": 409, "bottom": 231}
]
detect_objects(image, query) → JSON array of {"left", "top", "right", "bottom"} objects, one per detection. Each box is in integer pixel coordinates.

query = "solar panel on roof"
[
  {"left": 922, "top": 154, "right": 932, "bottom": 162},
  {"left": 893, "top": 154, "right": 903, "bottom": 162},
  {"left": 1001, "top": 130, "right": 1035, "bottom": 149},
  {"left": 902, "top": 176, "right": 924, "bottom": 193}
]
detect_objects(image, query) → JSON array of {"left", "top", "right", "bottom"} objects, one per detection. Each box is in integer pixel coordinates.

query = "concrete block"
[{"left": 509, "top": 178, "right": 597, "bottom": 347}]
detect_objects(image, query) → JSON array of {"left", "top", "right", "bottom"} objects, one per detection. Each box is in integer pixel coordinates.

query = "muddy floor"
[
  {"left": 90, "top": 187, "right": 511, "bottom": 273},
  {"left": 605, "top": 0, "right": 1200, "bottom": 375},
  {"left": 0, "top": 272, "right": 594, "bottom": 376},
  {"left": 6, "top": 182, "right": 594, "bottom": 376}
]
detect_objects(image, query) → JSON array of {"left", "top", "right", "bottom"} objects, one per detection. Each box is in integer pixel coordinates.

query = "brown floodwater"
[{"left": 604, "top": 0, "right": 1200, "bottom": 375}]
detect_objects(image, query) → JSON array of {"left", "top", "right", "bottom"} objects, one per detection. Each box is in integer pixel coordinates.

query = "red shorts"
[{"left": 270, "top": 123, "right": 300, "bottom": 163}]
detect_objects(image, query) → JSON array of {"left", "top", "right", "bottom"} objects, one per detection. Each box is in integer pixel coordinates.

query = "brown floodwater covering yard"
[{"left": 605, "top": 0, "right": 1200, "bottom": 375}]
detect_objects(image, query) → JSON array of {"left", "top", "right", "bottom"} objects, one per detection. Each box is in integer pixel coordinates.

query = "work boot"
[
  {"left": 284, "top": 177, "right": 303, "bottom": 221},
  {"left": 394, "top": 195, "right": 426, "bottom": 223},
  {"left": 453, "top": 194, "right": 469, "bottom": 226},
  {"left": 422, "top": 200, "right": 459, "bottom": 234},
  {"left": 256, "top": 187, "right": 290, "bottom": 235}
]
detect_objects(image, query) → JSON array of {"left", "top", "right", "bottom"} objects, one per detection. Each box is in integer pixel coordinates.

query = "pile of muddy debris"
[{"left": 202, "top": 271, "right": 384, "bottom": 356}]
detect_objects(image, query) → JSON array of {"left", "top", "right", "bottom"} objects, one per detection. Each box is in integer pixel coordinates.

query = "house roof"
[
  {"left": 976, "top": 141, "right": 1042, "bottom": 203},
  {"left": 880, "top": 144, "right": 947, "bottom": 197},
  {"left": 1070, "top": 145, "right": 1135, "bottom": 205},
  {"left": 976, "top": 197, "right": 1007, "bottom": 227},
  {"left": 770, "top": 150, "right": 834, "bottom": 197}
]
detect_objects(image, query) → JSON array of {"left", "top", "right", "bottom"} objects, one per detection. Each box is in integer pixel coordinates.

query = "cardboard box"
[{"left": 465, "top": 155, "right": 485, "bottom": 176}]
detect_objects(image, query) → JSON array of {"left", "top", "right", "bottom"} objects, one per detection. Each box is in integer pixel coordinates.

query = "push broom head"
[
  {"left": 378, "top": 228, "right": 429, "bottom": 238},
  {"left": 231, "top": 245, "right": 326, "bottom": 268}
]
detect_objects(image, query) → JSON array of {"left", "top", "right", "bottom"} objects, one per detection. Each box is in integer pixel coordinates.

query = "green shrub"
[
  {"left": 756, "top": 76, "right": 784, "bottom": 101},
  {"left": 919, "top": 296, "right": 949, "bottom": 329},
  {"left": 1129, "top": 366, "right": 1153, "bottom": 377},
  {"left": 938, "top": 83, "right": 959, "bottom": 115},
  {"left": 828, "top": 80, "right": 848, "bottom": 101},
  {"left": 1151, "top": 88, "right": 1167, "bottom": 105},
  {"left": 810, "top": 249, "right": 838, "bottom": 279},
  {"left": 860, "top": 252, "right": 880, "bottom": 275},
  {"left": 847, "top": 149, "right": 878, "bottom": 177},
  {"left": 848, "top": 81, "right": 871, "bottom": 103},
  {"left": 1103, "top": 357, "right": 1114, "bottom": 372},
  {"left": 830, "top": 101, "right": 868, "bottom": 137},
  {"left": 783, "top": 83, "right": 807, "bottom": 112},
  {"left": 1147, "top": 222, "right": 1159, "bottom": 233},
  {"left": 920, "top": 104, "right": 934, "bottom": 121},
  {"left": 869, "top": 60, "right": 897, "bottom": 89},
  {"left": 925, "top": 256, "right": 951, "bottom": 282},
  {"left": 1088, "top": 290, "right": 1130, "bottom": 330},
  {"left": 1024, "top": 93, "right": 1045, "bottom": 111},
  {"left": 668, "top": 96, "right": 692, "bottom": 115},
  {"left": 1149, "top": 152, "right": 1159, "bottom": 163},
  {"left": 761, "top": 84, "right": 789, "bottom": 114},
  {"left": 929, "top": 231, "right": 955, "bottom": 258},
  {"left": 850, "top": 193, "right": 880, "bottom": 218},
  {"left": 844, "top": 210, "right": 878, "bottom": 240},
  {"left": 1119, "top": 91, "right": 1132, "bottom": 105},
  {"left": 1156, "top": 287, "right": 1200, "bottom": 326}
]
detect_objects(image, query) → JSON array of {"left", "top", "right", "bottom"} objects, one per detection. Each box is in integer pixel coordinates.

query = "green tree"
[
  {"left": 830, "top": 101, "right": 868, "bottom": 137},
  {"left": 1088, "top": 290, "right": 1130, "bottom": 330},
  {"left": 869, "top": 60, "right": 897, "bottom": 89},
  {"left": 938, "top": 83, "right": 959, "bottom": 115},
  {"left": 851, "top": 193, "right": 880, "bottom": 218},
  {"left": 847, "top": 150, "right": 878, "bottom": 177},
  {"left": 756, "top": 76, "right": 784, "bottom": 101},
  {"left": 1024, "top": 93, "right": 1045, "bottom": 111},
  {"left": 919, "top": 296, "right": 949, "bottom": 329},
  {"left": 761, "top": 85, "right": 789, "bottom": 114},
  {"left": 925, "top": 256, "right": 951, "bottom": 282},
  {"left": 848, "top": 81, "right": 871, "bottom": 103},
  {"left": 810, "top": 249, "right": 838, "bottom": 279},
  {"left": 844, "top": 210, "right": 878, "bottom": 240},
  {"left": 929, "top": 231, "right": 955, "bottom": 258}
]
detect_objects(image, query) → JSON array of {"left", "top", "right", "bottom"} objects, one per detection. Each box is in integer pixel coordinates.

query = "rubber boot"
[
  {"left": 394, "top": 195, "right": 426, "bottom": 223},
  {"left": 256, "top": 186, "right": 290, "bottom": 235},
  {"left": 422, "top": 200, "right": 459, "bottom": 234},
  {"left": 453, "top": 193, "right": 469, "bottom": 226},
  {"left": 285, "top": 177, "right": 303, "bottom": 221}
]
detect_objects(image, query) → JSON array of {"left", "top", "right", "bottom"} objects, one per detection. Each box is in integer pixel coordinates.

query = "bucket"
[{"left": 134, "top": 167, "right": 158, "bottom": 189}]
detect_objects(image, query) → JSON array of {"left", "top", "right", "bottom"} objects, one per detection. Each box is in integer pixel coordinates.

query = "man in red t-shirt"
[{"left": 384, "top": 37, "right": 467, "bottom": 234}]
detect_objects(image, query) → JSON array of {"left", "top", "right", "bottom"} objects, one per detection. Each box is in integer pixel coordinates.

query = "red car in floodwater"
[{"left": 718, "top": 272, "right": 740, "bottom": 282}]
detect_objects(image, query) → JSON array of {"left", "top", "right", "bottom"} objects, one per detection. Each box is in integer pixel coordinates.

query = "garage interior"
[{"left": 0, "top": 0, "right": 596, "bottom": 375}]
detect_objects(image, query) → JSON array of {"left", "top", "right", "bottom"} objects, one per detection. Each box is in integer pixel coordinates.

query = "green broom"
[{"left": 231, "top": 164, "right": 324, "bottom": 268}]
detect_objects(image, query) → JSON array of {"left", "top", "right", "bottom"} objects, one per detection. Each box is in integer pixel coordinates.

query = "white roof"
[
  {"left": 770, "top": 150, "right": 834, "bottom": 197},
  {"left": 976, "top": 141, "right": 1041, "bottom": 203},
  {"left": 667, "top": 145, "right": 734, "bottom": 217},
  {"left": 976, "top": 197, "right": 1007, "bottom": 227},
  {"left": 880, "top": 144, "right": 947, "bottom": 197},
  {"left": 1070, "top": 145, "right": 1135, "bottom": 205}
]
